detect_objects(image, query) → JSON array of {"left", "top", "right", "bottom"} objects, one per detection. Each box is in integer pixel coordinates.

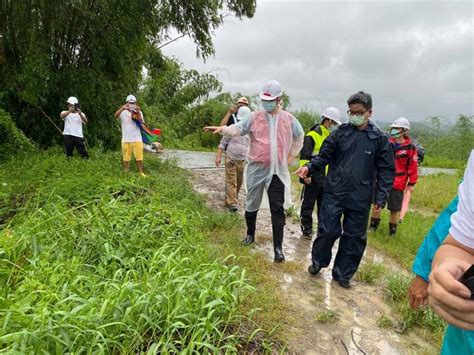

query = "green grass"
[
  {"left": 423, "top": 155, "right": 466, "bottom": 169},
  {"left": 314, "top": 310, "right": 338, "bottom": 324},
  {"left": 411, "top": 172, "right": 461, "bottom": 213},
  {"left": 356, "top": 262, "right": 386, "bottom": 285},
  {"left": 376, "top": 314, "right": 395, "bottom": 329},
  {"left": 366, "top": 172, "right": 459, "bottom": 348},
  {"left": 0, "top": 149, "right": 277, "bottom": 353},
  {"left": 368, "top": 211, "right": 436, "bottom": 270},
  {"left": 383, "top": 274, "right": 446, "bottom": 345}
]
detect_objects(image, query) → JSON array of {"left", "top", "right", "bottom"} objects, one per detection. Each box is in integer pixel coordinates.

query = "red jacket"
[{"left": 390, "top": 136, "right": 418, "bottom": 191}]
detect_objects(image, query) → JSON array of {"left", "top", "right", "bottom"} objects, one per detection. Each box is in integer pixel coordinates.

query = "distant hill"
[{"left": 374, "top": 119, "right": 453, "bottom": 132}]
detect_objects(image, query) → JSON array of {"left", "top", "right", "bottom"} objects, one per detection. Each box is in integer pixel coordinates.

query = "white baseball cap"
[
  {"left": 390, "top": 117, "right": 410, "bottom": 130},
  {"left": 237, "top": 106, "right": 251, "bottom": 121},
  {"left": 322, "top": 107, "right": 342, "bottom": 125},
  {"left": 126, "top": 94, "right": 137, "bottom": 103},
  {"left": 259, "top": 80, "right": 283, "bottom": 101},
  {"left": 67, "top": 96, "right": 78, "bottom": 105}
]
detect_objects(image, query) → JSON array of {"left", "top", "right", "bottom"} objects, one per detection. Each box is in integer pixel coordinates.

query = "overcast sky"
[{"left": 162, "top": 0, "right": 473, "bottom": 124}]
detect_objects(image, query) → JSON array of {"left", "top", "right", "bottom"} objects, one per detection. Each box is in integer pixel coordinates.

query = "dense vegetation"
[
  {"left": 0, "top": 152, "right": 259, "bottom": 352},
  {"left": 0, "top": 0, "right": 256, "bottom": 149}
]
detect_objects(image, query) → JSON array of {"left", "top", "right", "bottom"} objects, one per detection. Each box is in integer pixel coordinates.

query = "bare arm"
[
  {"left": 433, "top": 235, "right": 474, "bottom": 267},
  {"left": 219, "top": 106, "right": 237, "bottom": 126},
  {"left": 215, "top": 147, "right": 223, "bottom": 167},
  {"left": 114, "top": 104, "right": 128, "bottom": 118},
  {"left": 78, "top": 111, "right": 87, "bottom": 124},
  {"left": 60, "top": 110, "right": 70, "bottom": 119}
]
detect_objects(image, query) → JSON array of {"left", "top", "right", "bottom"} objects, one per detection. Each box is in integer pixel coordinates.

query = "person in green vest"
[{"left": 299, "top": 107, "right": 341, "bottom": 239}]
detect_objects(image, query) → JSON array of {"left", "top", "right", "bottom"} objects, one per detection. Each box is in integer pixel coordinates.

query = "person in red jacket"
[{"left": 369, "top": 117, "right": 418, "bottom": 235}]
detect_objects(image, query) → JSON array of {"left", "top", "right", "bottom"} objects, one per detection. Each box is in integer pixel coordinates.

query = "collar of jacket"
[
  {"left": 389, "top": 135, "right": 413, "bottom": 148},
  {"left": 340, "top": 120, "right": 381, "bottom": 139},
  {"left": 308, "top": 123, "right": 323, "bottom": 135}
]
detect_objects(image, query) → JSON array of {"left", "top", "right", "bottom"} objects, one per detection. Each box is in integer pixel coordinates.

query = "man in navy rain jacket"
[{"left": 296, "top": 91, "right": 395, "bottom": 289}]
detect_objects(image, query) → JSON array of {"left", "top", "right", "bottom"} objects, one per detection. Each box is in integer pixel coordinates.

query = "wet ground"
[{"left": 162, "top": 150, "right": 440, "bottom": 354}]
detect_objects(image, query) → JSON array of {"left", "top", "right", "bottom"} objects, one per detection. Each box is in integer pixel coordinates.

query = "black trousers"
[
  {"left": 311, "top": 194, "right": 370, "bottom": 282},
  {"left": 300, "top": 184, "right": 324, "bottom": 235},
  {"left": 245, "top": 175, "right": 285, "bottom": 239},
  {"left": 64, "top": 135, "right": 88, "bottom": 159}
]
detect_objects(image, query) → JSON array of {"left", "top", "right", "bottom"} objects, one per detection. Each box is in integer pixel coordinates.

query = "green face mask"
[
  {"left": 349, "top": 115, "right": 365, "bottom": 127},
  {"left": 390, "top": 128, "right": 402, "bottom": 138}
]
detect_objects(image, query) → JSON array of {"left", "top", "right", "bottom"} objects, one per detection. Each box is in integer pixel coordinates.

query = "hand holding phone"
[{"left": 458, "top": 264, "right": 474, "bottom": 300}]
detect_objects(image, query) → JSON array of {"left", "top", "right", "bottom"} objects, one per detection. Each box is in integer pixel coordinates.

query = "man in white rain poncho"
[{"left": 204, "top": 80, "right": 304, "bottom": 262}]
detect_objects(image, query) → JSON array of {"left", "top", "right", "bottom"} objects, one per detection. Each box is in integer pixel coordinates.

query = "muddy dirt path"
[
  {"left": 160, "top": 150, "right": 437, "bottom": 353},
  {"left": 189, "top": 167, "right": 436, "bottom": 355}
]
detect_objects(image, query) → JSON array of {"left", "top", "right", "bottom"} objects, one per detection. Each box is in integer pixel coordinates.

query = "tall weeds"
[{"left": 0, "top": 151, "right": 253, "bottom": 352}]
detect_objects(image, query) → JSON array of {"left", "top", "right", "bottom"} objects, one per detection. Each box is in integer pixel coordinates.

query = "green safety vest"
[{"left": 299, "top": 124, "right": 330, "bottom": 173}]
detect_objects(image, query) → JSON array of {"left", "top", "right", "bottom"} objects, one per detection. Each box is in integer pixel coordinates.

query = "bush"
[
  {"left": 0, "top": 151, "right": 254, "bottom": 353},
  {"left": 0, "top": 108, "right": 36, "bottom": 160}
]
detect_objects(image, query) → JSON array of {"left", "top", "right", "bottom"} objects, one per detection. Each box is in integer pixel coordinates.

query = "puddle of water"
[
  {"left": 324, "top": 280, "right": 331, "bottom": 308},
  {"left": 161, "top": 149, "right": 218, "bottom": 169}
]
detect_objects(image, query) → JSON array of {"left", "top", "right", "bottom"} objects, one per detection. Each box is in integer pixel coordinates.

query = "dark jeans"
[
  {"left": 64, "top": 135, "right": 88, "bottom": 159},
  {"left": 245, "top": 175, "right": 285, "bottom": 238},
  {"left": 300, "top": 184, "right": 324, "bottom": 235},
  {"left": 311, "top": 194, "right": 370, "bottom": 282}
]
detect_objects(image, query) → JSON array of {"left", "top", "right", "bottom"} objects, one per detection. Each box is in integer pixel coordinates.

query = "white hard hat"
[
  {"left": 390, "top": 117, "right": 410, "bottom": 130},
  {"left": 67, "top": 96, "right": 78, "bottom": 105},
  {"left": 237, "top": 106, "right": 251, "bottom": 121},
  {"left": 259, "top": 80, "right": 283, "bottom": 101},
  {"left": 126, "top": 94, "right": 137, "bottom": 103},
  {"left": 322, "top": 107, "right": 342, "bottom": 125}
]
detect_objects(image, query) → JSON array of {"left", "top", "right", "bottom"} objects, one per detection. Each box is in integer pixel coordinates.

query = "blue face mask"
[
  {"left": 349, "top": 115, "right": 365, "bottom": 127},
  {"left": 329, "top": 124, "right": 338, "bottom": 132},
  {"left": 390, "top": 128, "right": 402, "bottom": 137},
  {"left": 262, "top": 100, "right": 277, "bottom": 113}
]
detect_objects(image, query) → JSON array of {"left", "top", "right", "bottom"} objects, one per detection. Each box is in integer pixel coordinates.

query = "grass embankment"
[
  {"left": 423, "top": 155, "right": 467, "bottom": 170},
  {"left": 365, "top": 171, "right": 462, "bottom": 347},
  {"left": 0, "top": 149, "right": 282, "bottom": 353}
]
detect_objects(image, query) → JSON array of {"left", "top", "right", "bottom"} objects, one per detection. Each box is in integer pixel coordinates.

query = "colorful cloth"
[{"left": 131, "top": 110, "right": 160, "bottom": 144}]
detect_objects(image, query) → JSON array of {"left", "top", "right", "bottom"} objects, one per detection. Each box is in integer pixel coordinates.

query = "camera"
[{"left": 74, "top": 103, "right": 81, "bottom": 111}]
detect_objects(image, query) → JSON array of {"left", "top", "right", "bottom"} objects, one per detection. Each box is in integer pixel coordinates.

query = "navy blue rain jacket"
[{"left": 306, "top": 120, "right": 395, "bottom": 210}]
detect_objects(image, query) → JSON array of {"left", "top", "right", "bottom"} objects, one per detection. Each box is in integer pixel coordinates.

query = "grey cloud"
[{"left": 162, "top": 1, "right": 473, "bottom": 122}]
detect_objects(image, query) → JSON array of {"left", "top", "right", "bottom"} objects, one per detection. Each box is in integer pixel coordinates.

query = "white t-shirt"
[
  {"left": 120, "top": 110, "right": 143, "bottom": 143},
  {"left": 62, "top": 112, "right": 84, "bottom": 138},
  {"left": 450, "top": 150, "right": 474, "bottom": 248}
]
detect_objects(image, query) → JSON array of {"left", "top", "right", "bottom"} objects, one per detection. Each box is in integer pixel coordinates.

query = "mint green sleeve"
[{"left": 412, "top": 196, "right": 459, "bottom": 281}]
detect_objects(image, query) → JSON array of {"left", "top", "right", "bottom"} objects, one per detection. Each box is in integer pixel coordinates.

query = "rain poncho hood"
[{"left": 222, "top": 109, "right": 304, "bottom": 212}]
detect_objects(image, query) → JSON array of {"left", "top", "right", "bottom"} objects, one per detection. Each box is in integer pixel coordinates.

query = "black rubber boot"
[
  {"left": 244, "top": 210, "right": 258, "bottom": 245},
  {"left": 369, "top": 217, "right": 381, "bottom": 231},
  {"left": 308, "top": 263, "right": 321, "bottom": 275},
  {"left": 273, "top": 224, "right": 285, "bottom": 263},
  {"left": 242, "top": 234, "right": 255, "bottom": 246},
  {"left": 389, "top": 223, "right": 398, "bottom": 236}
]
